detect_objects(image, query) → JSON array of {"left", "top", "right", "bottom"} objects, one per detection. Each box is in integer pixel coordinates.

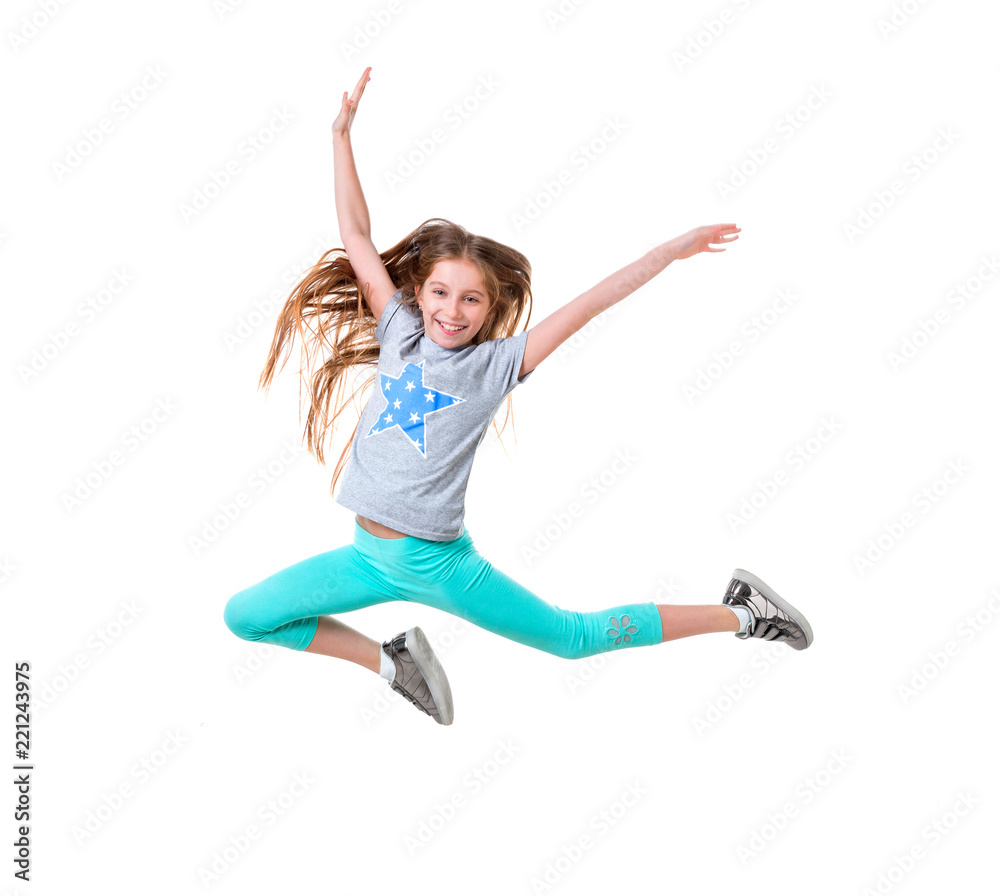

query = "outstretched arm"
[
  {"left": 518, "top": 223, "right": 740, "bottom": 379},
  {"left": 332, "top": 66, "right": 396, "bottom": 320},
  {"left": 332, "top": 67, "right": 374, "bottom": 239}
]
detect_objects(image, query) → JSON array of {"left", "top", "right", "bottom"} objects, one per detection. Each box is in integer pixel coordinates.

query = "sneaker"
[
  {"left": 723, "top": 569, "right": 814, "bottom": 650},
  {"left": 382, "top": 627, "right": 454, "bottom": 725}
]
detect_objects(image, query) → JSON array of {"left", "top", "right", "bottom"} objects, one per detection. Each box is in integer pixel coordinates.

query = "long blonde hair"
[{"left": 259, "top": 217, "right": 534, "bottom": 495}]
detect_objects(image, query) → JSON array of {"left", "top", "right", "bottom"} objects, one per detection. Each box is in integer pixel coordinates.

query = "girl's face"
[{"left": 415, "top": 258, "right": 492, "bottom": 348}]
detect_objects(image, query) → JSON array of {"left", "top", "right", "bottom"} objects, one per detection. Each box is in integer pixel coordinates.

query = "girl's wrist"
[{"left": 654, "top": 239, "right": 680, "bottom": 266}]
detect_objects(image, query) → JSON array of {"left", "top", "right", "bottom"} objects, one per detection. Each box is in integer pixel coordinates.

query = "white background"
[{"left": 2, "top": 0, "right": 998, "bottom": 893}]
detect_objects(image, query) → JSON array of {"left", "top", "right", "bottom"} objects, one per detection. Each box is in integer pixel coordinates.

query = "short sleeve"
[
  {"left": 490, "top": 328, "right": 534, "bottom": 400},
  {"left": 374, "top": 289, "right": 405, "bottom": 343}
]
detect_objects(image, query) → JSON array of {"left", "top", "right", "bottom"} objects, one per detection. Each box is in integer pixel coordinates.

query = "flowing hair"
[{"left": 258, "top": 217, "right": 534, "bottom": 496}]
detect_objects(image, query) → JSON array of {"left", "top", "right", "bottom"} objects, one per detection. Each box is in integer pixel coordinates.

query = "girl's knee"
[{"left": 223, "top": 589, "right": 262, "bottom": 642}]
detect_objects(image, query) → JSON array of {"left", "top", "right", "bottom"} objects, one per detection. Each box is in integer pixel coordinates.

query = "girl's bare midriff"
[{"left": 356, "top": 514, "right": 408, "bottom": 539}]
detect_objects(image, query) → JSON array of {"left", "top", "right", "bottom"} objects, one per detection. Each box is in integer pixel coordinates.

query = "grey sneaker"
[
  {"left": 723, "top": 569, "right": 814, "bottom": 650},
  {"left": 382, "top": 627, "right": 454, "bottom": 725}
]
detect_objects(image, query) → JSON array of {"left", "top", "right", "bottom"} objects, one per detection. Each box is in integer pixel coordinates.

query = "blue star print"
[{"left": 366, "top": 360, "right": 464, "bottom": 456}]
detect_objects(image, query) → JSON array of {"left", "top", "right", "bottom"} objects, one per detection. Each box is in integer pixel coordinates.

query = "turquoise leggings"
[{"left": 224, "top": 519, "right": 663, "bottom": 660}]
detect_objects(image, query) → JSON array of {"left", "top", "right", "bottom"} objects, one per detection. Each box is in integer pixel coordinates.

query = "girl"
[{"left": 223, "top": 67, "right": 814, "bottom": 726}]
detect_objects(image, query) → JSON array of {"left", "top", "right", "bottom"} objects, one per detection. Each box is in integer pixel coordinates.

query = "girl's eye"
[{"left": 433, "top": 289, "right": 478, "bottom": 302}]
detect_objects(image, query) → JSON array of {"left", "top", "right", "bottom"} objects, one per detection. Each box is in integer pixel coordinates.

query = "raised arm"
[
  {"left": 518, "top": 224, "right": 741, "bottom": 379},
  {"left": 332, "top": 66, "right": 397, "bottom": 322}
]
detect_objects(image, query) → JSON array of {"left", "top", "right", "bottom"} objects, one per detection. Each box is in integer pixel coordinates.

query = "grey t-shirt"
[{"left": 334, "top": 288, "right": 534, "bottom": 540}]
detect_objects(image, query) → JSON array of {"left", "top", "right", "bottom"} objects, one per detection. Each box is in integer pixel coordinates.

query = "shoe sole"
[
  {"left": 732, "top": 568, "right": 814, "bottom": 649},
  {"left": 405, "top": 626, "right": 455, "bottom": 726}
]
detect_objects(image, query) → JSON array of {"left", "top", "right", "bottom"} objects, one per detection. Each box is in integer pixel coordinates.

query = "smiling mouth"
[{"left": 436, "top": 319, "right": 467, "bottom": 334}]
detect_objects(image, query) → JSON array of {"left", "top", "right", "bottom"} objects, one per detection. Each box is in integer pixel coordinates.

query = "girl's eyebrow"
[{"left": 428, "top": 281, "right": 485, "bottom": 297}]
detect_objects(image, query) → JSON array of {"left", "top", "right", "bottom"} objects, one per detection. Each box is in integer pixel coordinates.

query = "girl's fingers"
[
  {"left": 351, "top": 67, "right": 371, "bottom": 103},
  {"left": 338, "top": 70, "right": 369, "bottom": 112}
]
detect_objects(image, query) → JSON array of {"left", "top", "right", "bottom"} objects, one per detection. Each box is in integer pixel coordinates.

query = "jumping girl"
[{"left": 223, "top": 67, "right": 814, "bottom": 726}]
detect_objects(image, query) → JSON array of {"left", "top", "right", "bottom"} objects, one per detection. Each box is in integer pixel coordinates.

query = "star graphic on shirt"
[{"left": 366, "top": 360, "right": 464, "bottom": 456}]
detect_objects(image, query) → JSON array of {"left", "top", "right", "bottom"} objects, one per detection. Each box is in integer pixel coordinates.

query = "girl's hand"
[
  {"left": 669, "top": 223, "right": 741, "bottom": 261},
  {"left": 332, "top": 66, "right": 372, "bottom": 139}
]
